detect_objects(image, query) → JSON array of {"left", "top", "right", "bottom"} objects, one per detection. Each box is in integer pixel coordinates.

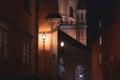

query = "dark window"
[
  {"left": 77, "top": 14, "right": 80, "bottom": 20},
  {"left": 22, "top": 35, "right": 32, "bottom": 65},
  {"left": 81, "top": 13, "right": 83, "bottom": 20},
  {"left": 0, "top": 26, "right": 9, "bottom": 60},
  {"left": 71, "top": 20, "right": 73, "bottom": 24},
  {"left": 70, "top": 7, "right": 73, "bottom": 17}
]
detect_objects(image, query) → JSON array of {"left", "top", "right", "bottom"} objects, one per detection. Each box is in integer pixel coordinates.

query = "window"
[
  {"left": 70, "top": 7, "right": 73, "bottom": 17},
  {"left": 58, "top": 64, "right": 65, "bottom": 76},
  {"left": 22, "top": 35, "right": 32, "bottom": 65},
  {"left": 99, "top": 20, "right": 102, "bottom": 28},
  {"left": 71, "top": 20, "right": 73, "bottom": 24},
  {"left": 81, "top": 13, "right": 83, "bottom": 20},
  {"left": 75, "top": 65, "right": 85, "bottom": 80},
  {"left": 99, "top": 36, "right": 102, "bottom": 46},
  {"left": 99, "top": 53, "right": 102, "bottom": 64},
  {"left": 0, "top": 24, "right": 9, "bottom": 60},
  {"left": 77, "top": 14, "right": 80, "bottom": 20}
]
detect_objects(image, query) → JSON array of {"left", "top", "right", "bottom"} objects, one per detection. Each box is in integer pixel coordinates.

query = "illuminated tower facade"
[
  {"left": 58, "top": 0, "right": 87, "bottom": 46},
  {"left": 58, "top": 0, "right": 77, "bottom": 24},
  {"left": 76, "top": 0, "right": 87, "bottom": 45}
]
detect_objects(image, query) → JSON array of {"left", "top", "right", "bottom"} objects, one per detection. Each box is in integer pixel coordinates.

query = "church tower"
[
  {"left": 58, "top": 0, "right": 87, "bottom": 46},
  {"left": 76, "top": 0, "right": 87, "bottom": 45}
]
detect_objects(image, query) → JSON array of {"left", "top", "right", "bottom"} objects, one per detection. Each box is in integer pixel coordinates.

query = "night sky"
[{"left": 84, "top": 0, "right": 116, "bottom": 45}]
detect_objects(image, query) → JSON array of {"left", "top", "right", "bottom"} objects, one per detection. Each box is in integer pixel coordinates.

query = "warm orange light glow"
[
  {"left": 38, "top": 21, "right": 51, "bottom": 33},
  {"left": 38, "top": 21, "right": 51, "bottom": 52}
]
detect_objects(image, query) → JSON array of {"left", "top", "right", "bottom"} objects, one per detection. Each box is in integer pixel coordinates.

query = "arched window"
[
  {"left": 58, "top": 64, "right": 65, "bottom": 76},
  {"left": 70, "top": 7, "right": 73, "bottom": 17},
  {"left": 75, "top": 65, "right": 85, "bottom": 80}
]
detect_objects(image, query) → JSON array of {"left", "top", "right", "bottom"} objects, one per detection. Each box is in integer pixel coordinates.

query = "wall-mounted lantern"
[
  {"left": 42, "top": 32, "right": 46, "bottom": 43},
  {"left": 60, "top": 41, "right": 64, "bottom": 47}
]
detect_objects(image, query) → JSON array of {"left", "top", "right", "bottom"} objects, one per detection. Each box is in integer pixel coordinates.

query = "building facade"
[
  {"left": 88, "top": 0, "right": 120, "bottom": 80},
  {"left": 0, "top": 0, "right": 37, "bottom": 79}
]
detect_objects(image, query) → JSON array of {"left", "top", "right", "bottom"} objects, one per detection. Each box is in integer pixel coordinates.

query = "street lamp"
[
  {"left": 41, "top": 32, "right": 47, "bottom": 80},
  {"left": 59, "top": 41, "right": 65, "bottom": 54},
  {"left": 42, "top": 32, "right": 46, "bottom": 54},
  {"left": 60, "top": 41, "right": 64, "bottom": 47}
]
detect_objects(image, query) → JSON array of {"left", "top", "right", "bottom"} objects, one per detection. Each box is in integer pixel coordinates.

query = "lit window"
[
  {"left": 75, "top": 65, "right": 85, "bottom": 80},
  {"left": 99, "top": 36, "right": 102, "bottom": 45},
  {"left": 0, "top": 25, "right": 9, "bottom": 60},
  {"left": 22, "top": 35, "right": 31, "bottom": 65},
  {"left": 99, "top": 20, "right": 102, "bottom": 28}
]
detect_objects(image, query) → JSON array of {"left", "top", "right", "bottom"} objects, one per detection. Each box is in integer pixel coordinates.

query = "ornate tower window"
[{"left": 70, "top": 7, "right": 73, "bottom": 17}]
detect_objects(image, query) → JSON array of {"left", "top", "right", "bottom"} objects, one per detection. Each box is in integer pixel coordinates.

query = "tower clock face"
[{"left": 58, "top": 64, "right": 65, "bottom": 76}]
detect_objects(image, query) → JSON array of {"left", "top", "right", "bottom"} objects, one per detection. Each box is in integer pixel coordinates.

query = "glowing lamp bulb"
[
  {"left": 60, "top": 41, "right": 64, "bottom": 47},
  {"left": 42, "top": 32, "right": 46, "bottom": 41},
  {"left": 79, "top": 75, "right": 83, "bottom": 77}
]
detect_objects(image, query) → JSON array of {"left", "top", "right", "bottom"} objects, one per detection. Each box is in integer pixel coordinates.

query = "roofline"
[{"left": 58, "top": 29, "right": 90, "bottom": 52}]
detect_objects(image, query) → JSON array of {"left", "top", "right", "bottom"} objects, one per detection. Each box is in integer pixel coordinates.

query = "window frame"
[
  {"left": 0, "top": 20, "right": 10, "bottom": 62},
  {"left": 22, "top": 34, "right": 32, "bottom": 66}
]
